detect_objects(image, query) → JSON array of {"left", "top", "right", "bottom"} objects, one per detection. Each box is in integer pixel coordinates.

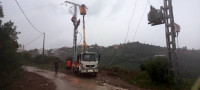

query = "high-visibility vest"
[{"left": 66, "top": 60, "right": 71, "bottom": 67}]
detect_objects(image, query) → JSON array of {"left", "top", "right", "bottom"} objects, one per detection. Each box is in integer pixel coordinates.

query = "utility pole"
[
  {"left": 163, "top": 0, "right": 180, "bottom": 85},
  {"left": 63, "top": 1, "right": 81, "bottom": 64},
  {"left": 148, "top": 0, "right": 180, "bottom": 86},
  {"left": 23, "top": 44, "right": 24, "bottom": 51},
  {"left": 42, "top": 32, "right": 45, "bottom": 57},
  {"left": 73, "top": 5, "right": 78, "bottom": 64}
]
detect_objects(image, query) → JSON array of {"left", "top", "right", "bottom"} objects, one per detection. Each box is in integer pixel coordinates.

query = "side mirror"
[{"left": 98, "top": 55, "right": 100, "bottom": 60}]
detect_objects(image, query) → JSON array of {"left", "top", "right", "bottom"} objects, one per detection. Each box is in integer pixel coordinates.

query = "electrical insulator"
[{"left": 79, "top": 4, "right": 87, "bottom": 15}]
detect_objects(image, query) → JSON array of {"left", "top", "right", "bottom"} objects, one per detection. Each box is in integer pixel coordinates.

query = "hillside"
[
  {"left": 29, "top": 42, "right": 200, "bottom": 80},
  {"left": 88, "top": 42, "right": 200, "bottom": 80}
]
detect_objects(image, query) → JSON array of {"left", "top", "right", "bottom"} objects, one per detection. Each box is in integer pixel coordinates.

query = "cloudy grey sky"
[{"left": 1, "top": 0, "right": 200, "bottom": 50}]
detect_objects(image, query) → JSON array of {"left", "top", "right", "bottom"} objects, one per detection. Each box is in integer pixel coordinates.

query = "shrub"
[{"left": 144, "top": 57, "right": 172, "bottom": 84}]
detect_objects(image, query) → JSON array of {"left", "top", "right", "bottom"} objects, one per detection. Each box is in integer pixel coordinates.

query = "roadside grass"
[
  {"left": 127, "top": 71, "right": 171, "bottom": 90},
  {"left": 102, "top": 66, "right": 192, "bottom": 90},
  {"left": 21, "top": 54, "right": 67, "bottom": 73},
  {"left": 23, "top": 60, "right": 67, "bottom": 73},
  {"left": 130, "top": 71, "right": 193, "bottom": 90}
]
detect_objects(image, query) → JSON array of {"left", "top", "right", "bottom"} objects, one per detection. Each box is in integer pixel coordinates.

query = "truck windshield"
[{"left": 82, "top": 54, "right": 96, "bottom": 61}]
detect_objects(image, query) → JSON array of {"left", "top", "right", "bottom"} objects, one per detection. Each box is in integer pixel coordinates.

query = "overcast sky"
[{"left": 1, "top": 0, "right": 200, "bottom": 50}]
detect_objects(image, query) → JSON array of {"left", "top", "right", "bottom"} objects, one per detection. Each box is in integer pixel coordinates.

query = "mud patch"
[{"left": 6, "top": 70, "right": 56, "bottom": 90}]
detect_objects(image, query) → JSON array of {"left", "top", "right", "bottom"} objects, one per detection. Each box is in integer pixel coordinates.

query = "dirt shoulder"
[
  {"left": 5, "top": 70, "right": 56, "bottom": 90},
  {"left": 97, "top": 70, "right": 147, "bottom": 90},
  {"left": 63, "top": 69, "right": 146, "bottom": 90}
]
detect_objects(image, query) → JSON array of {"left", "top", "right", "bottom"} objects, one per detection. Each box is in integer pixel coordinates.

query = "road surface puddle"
[{"left": 23, "top": 66, "right": 128, "bottom": 90}]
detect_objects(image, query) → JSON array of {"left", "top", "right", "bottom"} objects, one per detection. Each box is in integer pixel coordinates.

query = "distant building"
[
  {"left": 154, "top": 55, "right": 166, "bottom": 57},
  {"left": 48, "top": 48, "right": 59, "bottom": 56},
  {"left": 89, "top": 46, "right": 94, "bottom": 49},
  {"left": 38, "top": 48, "right": 47, "bottom": 55}
]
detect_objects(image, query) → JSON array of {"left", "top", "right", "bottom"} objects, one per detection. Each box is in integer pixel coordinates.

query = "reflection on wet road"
[{"left": 23, "top": 66, "right": 127, "bottom": 90}]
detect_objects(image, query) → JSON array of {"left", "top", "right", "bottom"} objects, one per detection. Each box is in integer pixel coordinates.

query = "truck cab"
[{"left": 74, "top": 52, "right": 100, "bottom": 76}]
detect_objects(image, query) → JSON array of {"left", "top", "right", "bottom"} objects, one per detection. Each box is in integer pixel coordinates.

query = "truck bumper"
[{"left": 81, "top": 69, "right": 98, "bottom": 73}]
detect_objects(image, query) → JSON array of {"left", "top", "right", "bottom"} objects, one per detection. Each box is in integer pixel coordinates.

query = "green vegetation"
[
  {"left": 0, "top": 4, "right": 22, "bottom": 89},
  {"left": 134, "top": 57, "right": 176, "bottom": 89},
  {"left": 99, "top": 56, "right": 192, "bottom": 89},
  {"left": 105, "top": 66, "right": 129, "bottom": 76},
  {"left": 88, "top": 42, "right": 167, "bottom": 71},
  {"left": 87, "top": 42, "right": 199, "bottom": 88},
  {"left": 21, "top": 52, "right": 67, "bottom": 72},
  {"left": 144, "top": 57, "right": 170, "bottom": 84},
  {"left": 124, "top": 57, "right": 190, "bottom": 89}
]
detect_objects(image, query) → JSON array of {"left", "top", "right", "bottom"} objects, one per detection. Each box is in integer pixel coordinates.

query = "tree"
[
  {"left": 0, "top": 3, "right": 21, "bottom": 88},
  {"left": 0, "top": 3, "right": 3, "bottom": 18}
]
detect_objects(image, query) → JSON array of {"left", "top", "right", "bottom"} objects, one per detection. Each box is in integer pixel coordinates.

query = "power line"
[
  {"left": 14, "top": 0, "right": 43, "bottom": 34},
  {"left": 132, "top": 3, "right": 148, "bottom": 41},
  {"left": 124, "top": 0, "right": 138, "bottom": 43},
  {"left": 147, "top": 0, "right": 153, "bottom": 6},
  {"left": 155, "top": 0, "right": 162, "bottom": 6},
  {"left": 15, "top": 0, "right": 46, "bottom": 54},
  {"left": 25, "top": 33, "right": 43, "bottom": 46},
  {"left": 147, "top": 0, "right": 151, "bottom": 5}
]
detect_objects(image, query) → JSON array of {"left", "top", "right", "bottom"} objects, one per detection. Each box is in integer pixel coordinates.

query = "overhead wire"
[
  {"left": 147, "top": 0, "right": 152, "bottom": 6},
  {"left": 25, "top": 33, "right": 43, "bottom": 46},
  {"left": 156, "top": 0, "right": 162, "bottom": 6},
  {"left": 124, "top": 0, "right": 138, "bottom": 43},
  {"left": 14, "top": 0, "right": 43, "bottom": 34},
  {"left": 14, "top": 0, "right": 46, "bottom": 48},
  {"left": 147, "top": 0, "right": 156, "bottom": 6},
  {"left": 132, "top": 3, "right": 148, "bottom": 41}
]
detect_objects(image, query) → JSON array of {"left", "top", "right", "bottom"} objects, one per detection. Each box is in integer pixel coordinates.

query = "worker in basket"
[{"left": 66, "top": 60, "right": 71, "bottom": 71}]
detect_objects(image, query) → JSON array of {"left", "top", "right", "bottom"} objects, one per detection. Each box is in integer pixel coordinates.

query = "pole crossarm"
[{"left": 64, "top": 1, "right": 81, "bottom": 6}]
